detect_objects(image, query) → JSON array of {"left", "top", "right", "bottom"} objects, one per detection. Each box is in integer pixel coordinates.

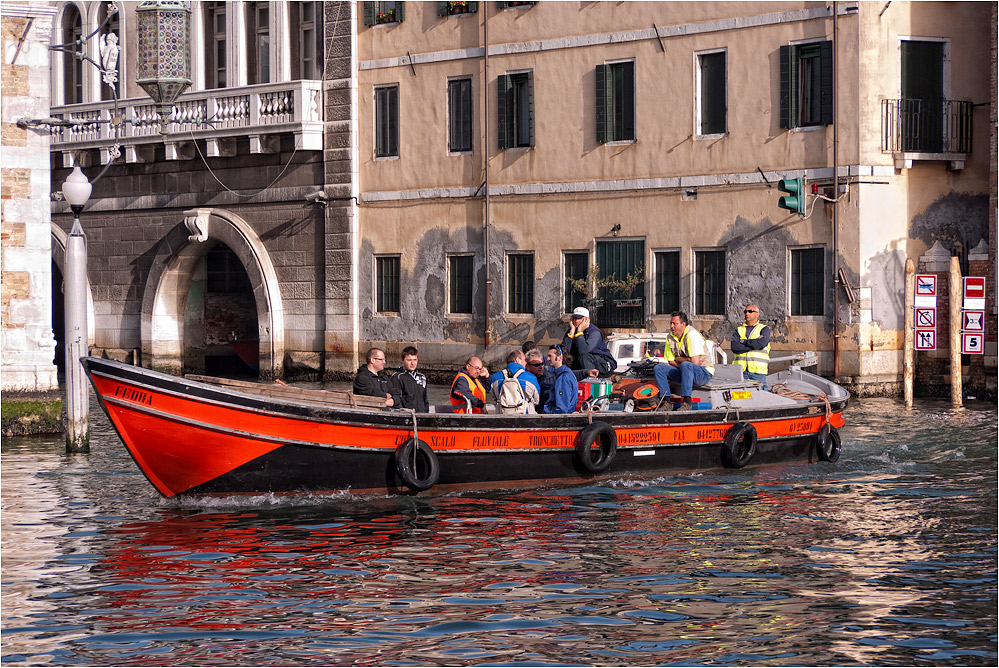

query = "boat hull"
[{"left": 83, "top": 357, "right": 848, "bottom": 497}]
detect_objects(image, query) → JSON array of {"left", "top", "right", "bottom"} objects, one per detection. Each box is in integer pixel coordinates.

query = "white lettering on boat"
[{"left": 114, "top": 385, "right": 153, "bottom": 406}]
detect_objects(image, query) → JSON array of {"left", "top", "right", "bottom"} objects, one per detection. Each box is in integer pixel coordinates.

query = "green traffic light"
[{"left": 777, "top": 177, "right": 805, "bottom": 215}]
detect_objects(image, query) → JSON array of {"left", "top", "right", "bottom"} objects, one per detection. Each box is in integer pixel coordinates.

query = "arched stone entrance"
[{"left": 140, "top": 209, "right": 285, "bottom": 378}]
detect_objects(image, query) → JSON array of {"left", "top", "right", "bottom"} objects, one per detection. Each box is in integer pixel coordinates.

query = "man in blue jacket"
[
  {"left": 488, "top": 349, "right": 541, "bottom": 413},
  {"left": 561, "top": 307, "right": 617, "bottom": 378},
  {"left": 545, "top": 345, "right": 579, "bottom": 414}
]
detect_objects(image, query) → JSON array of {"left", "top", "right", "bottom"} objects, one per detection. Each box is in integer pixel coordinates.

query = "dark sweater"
[
  {"left": 389, "top": 368, "right": 429, "bottom": 412},
  {"left": 352, "top": 366, "right": 391, "bottom": 398}
]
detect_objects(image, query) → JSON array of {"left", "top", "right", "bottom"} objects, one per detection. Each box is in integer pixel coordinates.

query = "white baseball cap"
[{"left": 571, "top": 306, "right": 589, "bottom": 318}]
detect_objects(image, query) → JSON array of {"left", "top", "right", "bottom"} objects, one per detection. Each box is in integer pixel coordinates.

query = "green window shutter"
[
  {"left": 363, "top": 2, "right": 375, "bottom": 26},
  {"left": 469, "top": 2, "right": 479, "bottom": 12},
  {"left": 497, "top": 1, "right": 508, "bottom": 8},
  {"left": 397, "top": 2, "right": 405, "bottom": 22},
  {"left": 621, "top": 60, "right": 635, "bottom": 140},
  {"left": 779, "top": 44, "right": 791, "bottom": 129},
  {"left": 497, "top": 74, "right": 511, "bottom": 149},
  {"left": 819, "top": 40, "right": 833, "bottom": 125},
  {"left": 595, "top": 64, "right": 607, "bottom": 144},
  {"left": 437, "top": 2, "right": 448, "bottom": 17},
  {"left": 526, "top": 70, "right": 535, "bottom": 147}
]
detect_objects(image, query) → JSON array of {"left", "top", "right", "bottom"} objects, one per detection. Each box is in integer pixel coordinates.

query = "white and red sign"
[
  {"left": 915, "top": 308, "right": 936, "bottom": 328},
  {"left": 914, "top": 274, "right": 938, "bottom": 307},
  {"left": 962, "top": 310, "right": 985, "bottom": 332},
  {"left": 961, "top": 332, "right": 984, "bottom": 355},
  {"left": 963, "top": 277, "right": 986, "bottom": 310},
  {"left": 915, "top": 329, "right": 937, "bottom": 351}
]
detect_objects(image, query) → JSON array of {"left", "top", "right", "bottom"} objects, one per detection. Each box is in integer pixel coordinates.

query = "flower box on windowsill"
[
  {"left": 376, "top": 10, "right": 396, "bottom": 24},
  {"left": 448, "top": 3, "right": 470, "bottom": 15}
]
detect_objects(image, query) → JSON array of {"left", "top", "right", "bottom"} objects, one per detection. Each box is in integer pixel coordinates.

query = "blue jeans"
[
  {"left": 743, "top": 371, "right": 767, "bottom": 389},
  {"left": 654, "top": 362, "right": 713, "bottom": 399}
]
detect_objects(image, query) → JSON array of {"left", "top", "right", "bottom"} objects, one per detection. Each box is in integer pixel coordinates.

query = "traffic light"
[{"left": 777, "top": 176, "right": 806, "bottom": 215}]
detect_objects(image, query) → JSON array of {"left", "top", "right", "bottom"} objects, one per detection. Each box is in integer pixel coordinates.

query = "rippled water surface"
[{"left": 2, "top": 395, "right": 996, "bottom": 666}]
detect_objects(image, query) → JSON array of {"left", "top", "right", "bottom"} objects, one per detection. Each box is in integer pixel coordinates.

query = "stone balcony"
[{"left": 49, "top": 80, "right": 323, "bottom": 166}]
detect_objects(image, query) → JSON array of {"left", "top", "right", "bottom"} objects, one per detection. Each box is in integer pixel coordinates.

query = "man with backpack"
[{"left": 488, "top": 349, "right": 541, "bottom": 414}]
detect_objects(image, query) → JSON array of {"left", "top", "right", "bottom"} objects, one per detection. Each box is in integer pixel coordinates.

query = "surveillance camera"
[{"left": 305, "top": 191, "right": 328, "bottom": 203}]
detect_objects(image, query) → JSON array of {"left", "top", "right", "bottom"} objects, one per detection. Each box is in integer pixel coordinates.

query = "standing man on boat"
[
  {"left": 730, "top": 304, "right": 771, "bottom": 388},
  {"left": 561, "top": 307, "right": 617, "bottom": 378},
  {"left": 353, "top": 347, "right": 394, "bottom": 407},
  {"left": 545, "top": 345, "right": 579, "bottom": 414},
  {"left": 653, "top": 312, "right": 714, "bottom": 411},
  {"left": 450, "top": 356, "right": 489, "bottom": 413},
  {"left": 389, "top": 346, "right": 429, "bottom": 412}
]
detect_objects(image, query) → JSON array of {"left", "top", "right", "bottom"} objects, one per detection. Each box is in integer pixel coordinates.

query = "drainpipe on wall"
[
  {"left": 483, "top": 6, "right": 491, "bottom": 349},
  {"left": 832, "top": 0, "right": 841, "bottom": 380}
]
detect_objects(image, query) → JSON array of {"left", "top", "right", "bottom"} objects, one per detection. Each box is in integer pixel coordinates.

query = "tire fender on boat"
[
  {"left": 723, "top": 422, "right": 757, "bottom": 468},
  {"left": 574, "top": 421, "right": 617, "bottom": 474},
  {"left": 815, "top": 424, "right": 842, "bottom": 463},
  {"left": 395, "top": 438, "right": 440, "bottom": 491}
]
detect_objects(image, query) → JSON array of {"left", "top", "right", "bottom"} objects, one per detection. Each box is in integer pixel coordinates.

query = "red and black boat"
[{"left": 82, "top": 355, "right": 848, "bottom": 498}]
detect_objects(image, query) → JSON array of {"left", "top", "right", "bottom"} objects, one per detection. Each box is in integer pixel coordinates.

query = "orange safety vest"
[{"left": 450, "top": 372, "right": 487, "bottom": 413}]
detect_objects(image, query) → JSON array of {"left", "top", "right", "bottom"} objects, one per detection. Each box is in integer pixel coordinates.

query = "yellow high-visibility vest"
[{"left": 733, "top": 323, "right": 770, "bottom": 375}]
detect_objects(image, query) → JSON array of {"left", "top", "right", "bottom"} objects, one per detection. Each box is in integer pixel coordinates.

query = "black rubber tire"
[
  {"left": 816, "top": 424, "right": 842, "bottom": 463},
  {"left": 723, "top": 421, "right": 757, "bottom": 468},
  {"left": 395, "top": 438, "right": 439, "bottom": 490},
  {"left": 574, "top": 421, "right": 617, "bottom": 474}
]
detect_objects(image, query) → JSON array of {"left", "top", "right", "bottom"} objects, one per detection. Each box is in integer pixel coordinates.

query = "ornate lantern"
[{"left": 136, "top": 1, "right": 192, "bottom": 135}]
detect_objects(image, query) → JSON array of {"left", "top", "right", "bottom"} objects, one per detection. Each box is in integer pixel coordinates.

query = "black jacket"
[
  {"left": 353, "top": 365, "right": 391, "bottom": 398},
  {"left": 389, "top": 368, "right": 429, "bottom": 412}
]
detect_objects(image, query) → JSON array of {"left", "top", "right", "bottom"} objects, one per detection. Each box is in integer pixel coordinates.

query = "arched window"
[{"left": 61, "top": 5, "right": 83, "bottom": 104}]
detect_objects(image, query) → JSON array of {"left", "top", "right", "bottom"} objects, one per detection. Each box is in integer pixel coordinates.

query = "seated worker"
[
  {"left": 388, "top": 346, "right": 429, "bottom": 412},
  {"left": 353, "top": 347, "right": 394, "bottom": 407},
  {"left": 561, "top": 307, "right": 617, "bottom": 378},
  {"left": 653, "top": 311, "right": 714, "bottom": 411},
  {"left": 524, "top": 349, "right": 553, "bottom": 412},
  {"left": 450, "top": 356, "right": 489, "bottom": 413},
  {"left": 489, "top": 349, "right": 541, "bottom": 414},
  {"left": 545, "top": 345, "right": 579, "bottom": 414}
]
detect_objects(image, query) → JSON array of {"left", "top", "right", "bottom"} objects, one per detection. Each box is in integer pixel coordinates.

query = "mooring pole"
[
  {"left": 903, "top": 258, "right": 914, "bottom": 408},
  {"left": 64, "top": 207, "right": 90, "bottom": 451},
  {"left": 949, "top": 256, "right": 963, "bottom": 408}
]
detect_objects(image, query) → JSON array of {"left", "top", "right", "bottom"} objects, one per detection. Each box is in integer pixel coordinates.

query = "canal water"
[{"left": 2, "top": 392, "right": 996, "bottom": 666}]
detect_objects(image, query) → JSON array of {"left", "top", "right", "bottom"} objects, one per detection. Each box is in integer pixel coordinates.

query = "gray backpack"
[{"left": 497, "top": 369, "right": 528, "bottom": 414}]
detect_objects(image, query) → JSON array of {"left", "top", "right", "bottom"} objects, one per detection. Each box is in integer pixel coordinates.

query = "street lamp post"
[{"left": 62, "top": 166, "right": 92, "bottom": 453}]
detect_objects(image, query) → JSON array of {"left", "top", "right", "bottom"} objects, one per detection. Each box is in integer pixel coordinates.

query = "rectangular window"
[
  {"left": 376, "top": 256, "right": 400, "bottom": 313},
  {"left": 596, "top": 61, "right": 635, "bottom": 143},
  {"left": 497, "top": 72, "right": 534, "bottom": 149},
  {"left": 449, "top": 255, "right": 474, "bottom": 314},
  {"left": 205, "top": 2, "right": 227, "bottom": 88},
  {"left": 697, "top": 50, "right": 726, "bottom": 136},
  {"left": 375, "top": 85, "right": 399, "bottom": 157},
  {"left": 438, "top": 1, "right": 479, "bottom": 17},
  {"left": 779, "top": 41, "right": 833, "bottom": 129},
  {"left": 508, "top": 253, "right": 534, "bottom": 314},
  {"left": 791, "top": 247, "right": 825, "bottom": 315},
  {"left": 254, "top": 3, "right": 270, "bottom": 84},
  {"left": 695, "top": 250, "right": 725, "bottom": 315},
  {"left": 654, "top": 251, "right": 680, "bottom": 315},
  {"left": 293, "top": 2, "right": 317, "bottom": 79},
  {"left": 363, "top": 2, "right": 404, "bottom": 26},
  {"left": 448, "top": 78, "right": 473, "bottom": 153},
  {"left": 564, "top": 252, "right": 589, "bottom": 313}
]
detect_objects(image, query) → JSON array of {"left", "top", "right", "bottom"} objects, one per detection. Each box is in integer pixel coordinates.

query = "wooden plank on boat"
[{"left": 184, "top": 374, "right": 386, "bottom": 410}]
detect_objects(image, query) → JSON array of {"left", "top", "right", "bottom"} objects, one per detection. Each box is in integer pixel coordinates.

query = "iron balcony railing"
[
  {"left": 591, "top": 297, "right": 646, "bottom": 329},
  {"left": 48, "top": 80, "right": 323, "bottom": 159},
  {"left": 882, "top": 98, "right": 973, "bottom": 154}
]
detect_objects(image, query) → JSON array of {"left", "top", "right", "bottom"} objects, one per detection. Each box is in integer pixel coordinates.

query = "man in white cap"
[{"left": 560, "top": 306, "right": 617, "bottom": 378}]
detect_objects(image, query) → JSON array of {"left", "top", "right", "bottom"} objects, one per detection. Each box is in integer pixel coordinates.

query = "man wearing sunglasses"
[{"left": 731, "top": 304, "right": 771, "bottom": 388}]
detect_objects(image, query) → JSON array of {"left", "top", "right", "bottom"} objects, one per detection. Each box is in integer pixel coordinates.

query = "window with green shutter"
[
  {"left": 448, "top": 78, "right": 473, "bottom": 153},
  {"left": 695, "top": 250, "right": 725, "bottom": 315},
  {"left": 375, "top": 85, "right": 399, "bottom": 157},
  {"left": 697, "top": 51, "right": 726, "bottom": 136},
  {"left": 449, "top": 255, "right": 474, "bottom": 314},
  {"left": 376, "top": 256, "right": 401, "bottom": 313},
  {"left": 791, "top": 247, "right": 824, "bottom": 315},
  {"left": 497, "top": 1, "right": 536, "bottom": 9},
  {"left": 596, "top": 61, "right": 636, "bottom": 143},
  {"left": 437, "top": 1, "right": 478, "bottom": 17},
  {"left": 654, "top": 251, "right": 680, "bottom": 315},
  {"left": 497, "top": 72, "right": 534, "bottom": 149},
  {"left": 363, "top": 2, "right": 405, "bottom": 26},
  {"left": 508, "top": 253, "right": 534, "bottom": 314},
  {"left": 779, "top": 41, "right": 833, "bottom": 129}
]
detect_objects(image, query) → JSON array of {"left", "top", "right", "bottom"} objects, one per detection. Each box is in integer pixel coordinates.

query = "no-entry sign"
[{"left": 964, "top": 276, "right": 986, "bottom": 310}]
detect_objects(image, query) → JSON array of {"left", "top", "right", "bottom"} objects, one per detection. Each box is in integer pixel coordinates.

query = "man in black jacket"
[
  {"left": 389, "top": 346, "right": 429, "bottom": 412},
  {"left": 352, "top": 347, "right": 394, "bottom": 407}
]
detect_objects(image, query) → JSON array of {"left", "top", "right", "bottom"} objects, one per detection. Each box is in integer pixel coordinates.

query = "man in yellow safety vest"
[{"left": 730, "top": 304, "right": 771, "bottom": 388}]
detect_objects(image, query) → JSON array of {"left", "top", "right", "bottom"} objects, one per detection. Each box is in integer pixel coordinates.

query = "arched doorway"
[{"left": 141, "top": 209, "right": 285, "bottom": 379}]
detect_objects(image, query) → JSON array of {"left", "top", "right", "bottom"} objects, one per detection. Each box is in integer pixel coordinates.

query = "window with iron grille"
[
  {"left": 448, "top": 78, "right": 473, "bottom": 153},
  {"left": 655, "top": 251, "right": 680, "bottom": 314},
  {"left": 564, "top": 252, "right": 589, "bottom": 313},
  {"left": 596, "top": 61, "right": 635, "bottom": 143},
  {"left": 207, "top": 246, "right": 252, "bottom": 294},
  {"left": 497, "top": 72, "right": 534, "bottom": 149},
  {"left": 376, "top": 256, "right": 400, "bottom": 313},
  {"left": 449, "top": 255, "right": 473, "bottom": 314},
  {"left": 779, "top": 41, "right": 832, "bottom": 129},
  {"left": 695, "top": 250, "right": 725, "bottom": 315},
  {"left": 791, "top": 247, "right": 824, "bottom": 315},
  {"left": 507, "top": 253, "right": 534, "bottom": 314},
  {"left": 375, "top": 85, "right": 399, "bottom": 157},
  {"left": 696, "top": 50, "right": 726, "bottom": 136}
]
